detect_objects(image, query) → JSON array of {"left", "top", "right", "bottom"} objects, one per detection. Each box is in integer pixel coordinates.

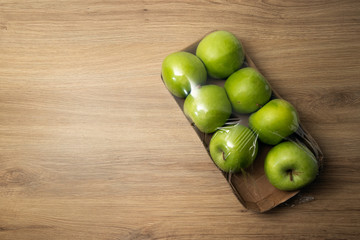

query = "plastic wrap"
[{"left": 161, "top": 32, "right": 323, "bottom": 212}]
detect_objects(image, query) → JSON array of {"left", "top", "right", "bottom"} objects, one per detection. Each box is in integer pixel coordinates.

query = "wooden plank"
[{"left": 0, "top": 0, "right": 359, "bottom": 239}]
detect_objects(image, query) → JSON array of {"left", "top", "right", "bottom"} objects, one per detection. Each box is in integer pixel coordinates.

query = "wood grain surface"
[{"left": 1, "top": 0, "right": 359, "bottom": 239}]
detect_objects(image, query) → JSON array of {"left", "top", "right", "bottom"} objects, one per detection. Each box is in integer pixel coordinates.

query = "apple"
[
  {"left": 196, "top": 30, "right": 245, "bottom": 79},
  {"left": 249, "top": 99, "right": 299, "bottom": 145},
  {"left": 209, "top": 124, "right": 258, "bottom": 173},
  {"left": 224, "top": 67, "right": 272, "bottom": 114},
  {"left": 161, "top": 51, "right": 207, "bottom": 98},
  {"left": 264, "top": 141, "right": 318, "bottom": 191},
  {"left": 183, "top": 85, "right": 232, "bottom": 133}
]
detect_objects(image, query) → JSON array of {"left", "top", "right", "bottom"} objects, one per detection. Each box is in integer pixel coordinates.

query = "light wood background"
[{"left": 1, "top": 1, "right": 359, "bottom": 239}]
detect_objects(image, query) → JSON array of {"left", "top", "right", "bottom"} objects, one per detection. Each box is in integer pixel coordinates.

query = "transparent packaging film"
[{"left": 161, "top": 31, "right": 323, "bottom": 212}]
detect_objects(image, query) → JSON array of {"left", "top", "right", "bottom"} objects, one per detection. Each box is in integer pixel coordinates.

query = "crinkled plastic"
[{"left": 161, "top": 33, "right": 323, "bottom": 212}]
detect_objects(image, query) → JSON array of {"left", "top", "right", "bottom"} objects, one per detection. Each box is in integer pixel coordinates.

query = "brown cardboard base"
[{"left": 162, "top": 36, "right": 323, "bottom": 213}]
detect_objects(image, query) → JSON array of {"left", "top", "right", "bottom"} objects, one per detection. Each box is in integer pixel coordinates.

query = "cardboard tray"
[{"left": 162, "top": 38, "right": 324, "bottom": 213}]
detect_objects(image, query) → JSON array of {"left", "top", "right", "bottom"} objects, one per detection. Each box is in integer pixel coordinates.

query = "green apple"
[
  {"left": 209, "top": 124, "right": 258, "bottom": 173},
  {"left": 224, "top": 67, "right": 272, "bottom": 114},
  {"left": 264, "top": 141, "right": 318, "bottom": 191},
  {"left": 183, "top": 85, "right": 232, "bottom": 133},
  {"left": 196, "top": 30, "right": 244, "bottom": 79},
  {"left": 249, "top": 99, "right": 299, "bottom": 145},
  {"left": 161, "top": 51, "right": 207, "bottom": 98}
]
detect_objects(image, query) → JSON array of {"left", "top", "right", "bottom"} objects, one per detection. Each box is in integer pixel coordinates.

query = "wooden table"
[{"left": 1, "top": 1, "right": 359, "bottom": 239}]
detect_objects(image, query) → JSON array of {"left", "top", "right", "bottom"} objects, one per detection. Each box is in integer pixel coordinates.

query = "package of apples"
[{"left": 161, "top": 31, "right": 323, "bottom": 212}]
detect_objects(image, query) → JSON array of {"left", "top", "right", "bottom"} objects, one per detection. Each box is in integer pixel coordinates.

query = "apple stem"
[
  {"left": 287, "top": 170, "right": 294, "bottom": 182},
  {"left": 222, "top": 151, "right": 226, "bottom": 161}
]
